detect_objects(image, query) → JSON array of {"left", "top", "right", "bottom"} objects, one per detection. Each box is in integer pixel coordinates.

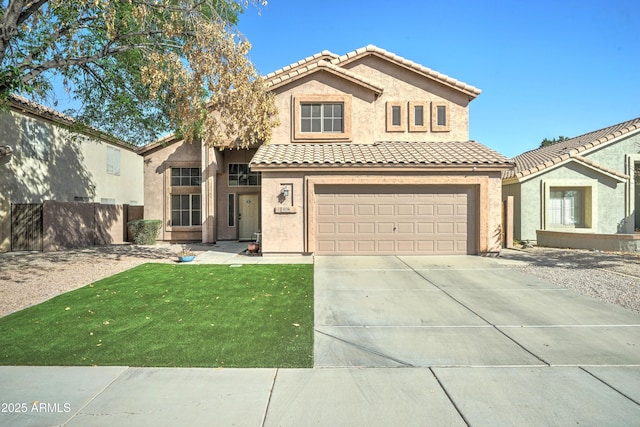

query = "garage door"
[{"left": 315, "top": 185, "right": 476, "bottom": 255}]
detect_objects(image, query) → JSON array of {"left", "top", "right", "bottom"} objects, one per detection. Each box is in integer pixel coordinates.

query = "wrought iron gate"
[{"left": 11, "top": 203, "right": 43, "bottom": 251}]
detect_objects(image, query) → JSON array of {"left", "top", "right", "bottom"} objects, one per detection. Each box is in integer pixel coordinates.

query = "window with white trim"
[
  {"left": 171, "top": 194, "right": 201, "bottom": 226},
  {"left": 21, "top": 119, "right": 50, "bottom": 161},
  {"left": 550, "top": 189, "right": 584, "bottom": 227},
  {"left": 228, "top": 164, "right": 261, "bottom": 186},
  {"left": 106, "top": 146, "right": 120, "bottom": 175}
]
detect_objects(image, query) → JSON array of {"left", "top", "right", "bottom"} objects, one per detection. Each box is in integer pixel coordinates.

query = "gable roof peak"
[
  {"left": 264, "top": 49, "right": 339, "bottom": 80},
  {"left": 331, "top": 45, "right": 481, "bottom": 99},
  {"left": 505, "top": 116, "right": 640, "bottom": 180}
]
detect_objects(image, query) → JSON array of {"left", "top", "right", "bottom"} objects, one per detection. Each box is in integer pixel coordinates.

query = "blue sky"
[{"left": 237, "top": 0, "right": 639, "bottom": 157}]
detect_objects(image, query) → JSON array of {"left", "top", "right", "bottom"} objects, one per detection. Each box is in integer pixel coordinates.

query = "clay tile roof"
[
  {"left": 251, "top": 141, "right": 513, "bottom": 168},
  {"left": 8, "top": 95, "right": 137, "bottom": 149},
  {"left": 504, "top": 117, "right": 640, "bottom": 179},
  {"left": 9, "top": 94, "right": 76, "bottom": 125},
  {"left": 265, "top": 60, "right": 384, "bottom": 95},
  {"left": 331, "top": 45, "right": 482, "bottom": 99},
  {"left": 264, "top": 50, "right": 339, "bottom": 81}
]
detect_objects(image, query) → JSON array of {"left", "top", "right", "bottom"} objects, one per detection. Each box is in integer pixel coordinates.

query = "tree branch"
[
  {"left": 15, "top": 0, "right": 49, "bottom": 27},
  {"left": 17, "top": 41, "right": 180, "bottom": 84}
]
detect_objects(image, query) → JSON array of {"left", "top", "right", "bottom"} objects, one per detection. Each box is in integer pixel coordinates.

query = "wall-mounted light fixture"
[{"left": 278, "top": 183, "right": 293, "bottom": 206}]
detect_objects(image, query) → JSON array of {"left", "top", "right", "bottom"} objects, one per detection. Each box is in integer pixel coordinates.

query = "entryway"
[{"left": 238, "top": 193, "right": 260, "bottom": 240}]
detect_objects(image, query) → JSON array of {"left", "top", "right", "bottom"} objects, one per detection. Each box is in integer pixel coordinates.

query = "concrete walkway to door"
[{"left": 314, "top": 255, "right": 640, "bottom": 424}]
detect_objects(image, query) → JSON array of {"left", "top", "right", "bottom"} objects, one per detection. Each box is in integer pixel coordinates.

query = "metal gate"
[{"left": 11, "top": 203, "right": 43, "bottom": 251}]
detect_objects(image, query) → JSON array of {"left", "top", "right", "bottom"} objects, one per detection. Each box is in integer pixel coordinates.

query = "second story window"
[
  {"left": 301, "top": 103, "right": 344, "bottom": 133},
  {"left": 431, "top": 102, "right": 450, "bottom": 132},
  {"left": 386, "top": 101, "right": 406, "bottom": 132},
  {"left": 106, "top": 146, "right": 120, "bottom": 175},
  {"left": 391, "top": 106, "right": 402, "bottom": 126},
  {"left": 293, "top": 95, "right": 352, "bottom": 141},
  {"left": 171, "top": 167, "right": 201, "bottom": 186},
  {"left": 409, "top": 101, "right": 428, "bottom": 132}
]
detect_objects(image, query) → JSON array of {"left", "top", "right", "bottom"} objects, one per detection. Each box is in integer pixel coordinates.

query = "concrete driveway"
[
  {"left": 314, "top": 255, "right": 640, "bottom": 367},
  {"left": 313, "top": 255, "right": 640, "bottom": 425}
]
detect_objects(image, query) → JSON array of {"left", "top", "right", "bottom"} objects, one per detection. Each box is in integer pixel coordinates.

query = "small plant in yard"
[
  {"left": 177, "top": 244, "right": 196, "bottom": 262},
  {"left": 179, "top": 244, "right": 195, "bottom": 256},
  {"left": 127, "top": 219, "right": 162, "bottom": 245}
]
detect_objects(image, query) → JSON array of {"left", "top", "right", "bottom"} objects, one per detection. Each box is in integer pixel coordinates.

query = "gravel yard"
[
  {"left": 1, "top": 244, "right": 639, "bottom": 318},
  {"left": 500, "top": 247, "right": 640, "bottom": 313},
  {"left": 0, "top": 244, "right": 191, "bottom": 318}
]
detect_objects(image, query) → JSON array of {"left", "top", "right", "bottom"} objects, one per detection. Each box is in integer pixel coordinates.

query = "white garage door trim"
[{"left": 314, "top": 184, "right": 476, "bottom": 255}]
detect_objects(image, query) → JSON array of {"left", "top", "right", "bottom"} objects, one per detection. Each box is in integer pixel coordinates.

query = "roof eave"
[
  {"left": 9, "top": 96, "right": 137, "bottom": 151},
  {"left": 137, "top": 133, "right": 182, "bottom": 155},
  {"left": 266, "top": 66, "right": 384, "bottom": 96},
  {"left": 250, "top": 163, "right": 513, "bottom": 172},
  {"left": 333, "top": 48, "right": 481, "bottom": 99},
  {"left": 512, "top": 156, "right": 629, "bottom": 183}
]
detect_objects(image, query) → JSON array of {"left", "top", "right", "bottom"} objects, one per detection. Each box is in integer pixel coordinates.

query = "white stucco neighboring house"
[{"left": 0, "top": 95, "right": 143, "bottom": 252}]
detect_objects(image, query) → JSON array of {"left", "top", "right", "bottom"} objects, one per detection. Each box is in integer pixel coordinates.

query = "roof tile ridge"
[
  {"left": 320, "top": 60, "right": 384, "bottom": 90},
  {"left": 10, "top": 94, "right": 76, "bottom": 123},
  {"left": 264, "top": 50, "right": 339, "bottom": 79}
]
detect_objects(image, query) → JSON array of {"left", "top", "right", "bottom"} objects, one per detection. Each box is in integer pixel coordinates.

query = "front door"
[{"left": 238, "top": 194, "right": 259, "bottom": 240}]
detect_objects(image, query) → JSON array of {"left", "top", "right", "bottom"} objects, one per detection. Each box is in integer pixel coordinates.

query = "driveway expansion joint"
[
  {"left": 314, "top": 328, "right": 415, "bottom": 367},
  {"left": 429, "top": 367, "right": 471, "bottom": 427},
  {"left": 395, "top": 256, "right": 552, "bottom": 367},
  {"left": 580, "top": 367, "right": 640, "bottom": 407}
]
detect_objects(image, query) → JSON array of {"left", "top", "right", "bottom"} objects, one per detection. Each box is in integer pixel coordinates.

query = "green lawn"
[{"left": 0, "top": 264, "right": 314, "bottom": 368}]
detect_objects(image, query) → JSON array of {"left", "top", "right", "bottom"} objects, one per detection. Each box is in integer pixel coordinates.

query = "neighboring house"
[
  {"left": 502, "top": 117, "right": 640, "bottom": 249},
  {"left": 0, "top": 95, "right": 144, "bottom": 252},
  {"left": 141, "top": 45, "right": 513, "bottom": 255}
]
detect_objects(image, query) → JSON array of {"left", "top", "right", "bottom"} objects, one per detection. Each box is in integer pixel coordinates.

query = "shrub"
[{"left": 127, "top": 219, "right": 162, "bottom": 245}]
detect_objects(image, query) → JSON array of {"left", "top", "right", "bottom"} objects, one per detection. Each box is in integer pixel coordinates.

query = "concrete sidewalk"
[
  {"left": 1, "top": 365, "right": 639, "bottom": 426},
  {"left": 1, "top": 254, "right": 640, "bottom": 426}
]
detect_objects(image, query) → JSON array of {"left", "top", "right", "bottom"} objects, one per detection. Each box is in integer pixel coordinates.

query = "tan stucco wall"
[
  {"left": 271, "top": 73, "right": 377, "bottom": 144},
  {"left": 269, "top": 54, "right": 471, "bottom": 145},
  {"left": 343, "top": 56, "right": 471, "bottom": 142},
  {"left": 141, "top": 139, "right": 203, "bottom": 242},
  {"left": 142, "top": 141, "right": 261, "bottom": 242},
  {"left": 81, "top": 140, "right": 143, "bottom": 205},
  {"left": 258, "top": 171, "right": 306, "bottom": 253},
  {"left": 258, "top": 169, "right": 503, "bottom": 255},
  {"left": 0, "top": 108, "right": 142, "bottom": 252}
]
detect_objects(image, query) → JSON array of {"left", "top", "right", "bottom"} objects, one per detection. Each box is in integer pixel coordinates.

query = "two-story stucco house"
[
  {"left": 0, "top": 95, "right": 144, "bottom": 252},
  {"left": 140, "top": 45, "right": 513, "bottom": 255}
]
